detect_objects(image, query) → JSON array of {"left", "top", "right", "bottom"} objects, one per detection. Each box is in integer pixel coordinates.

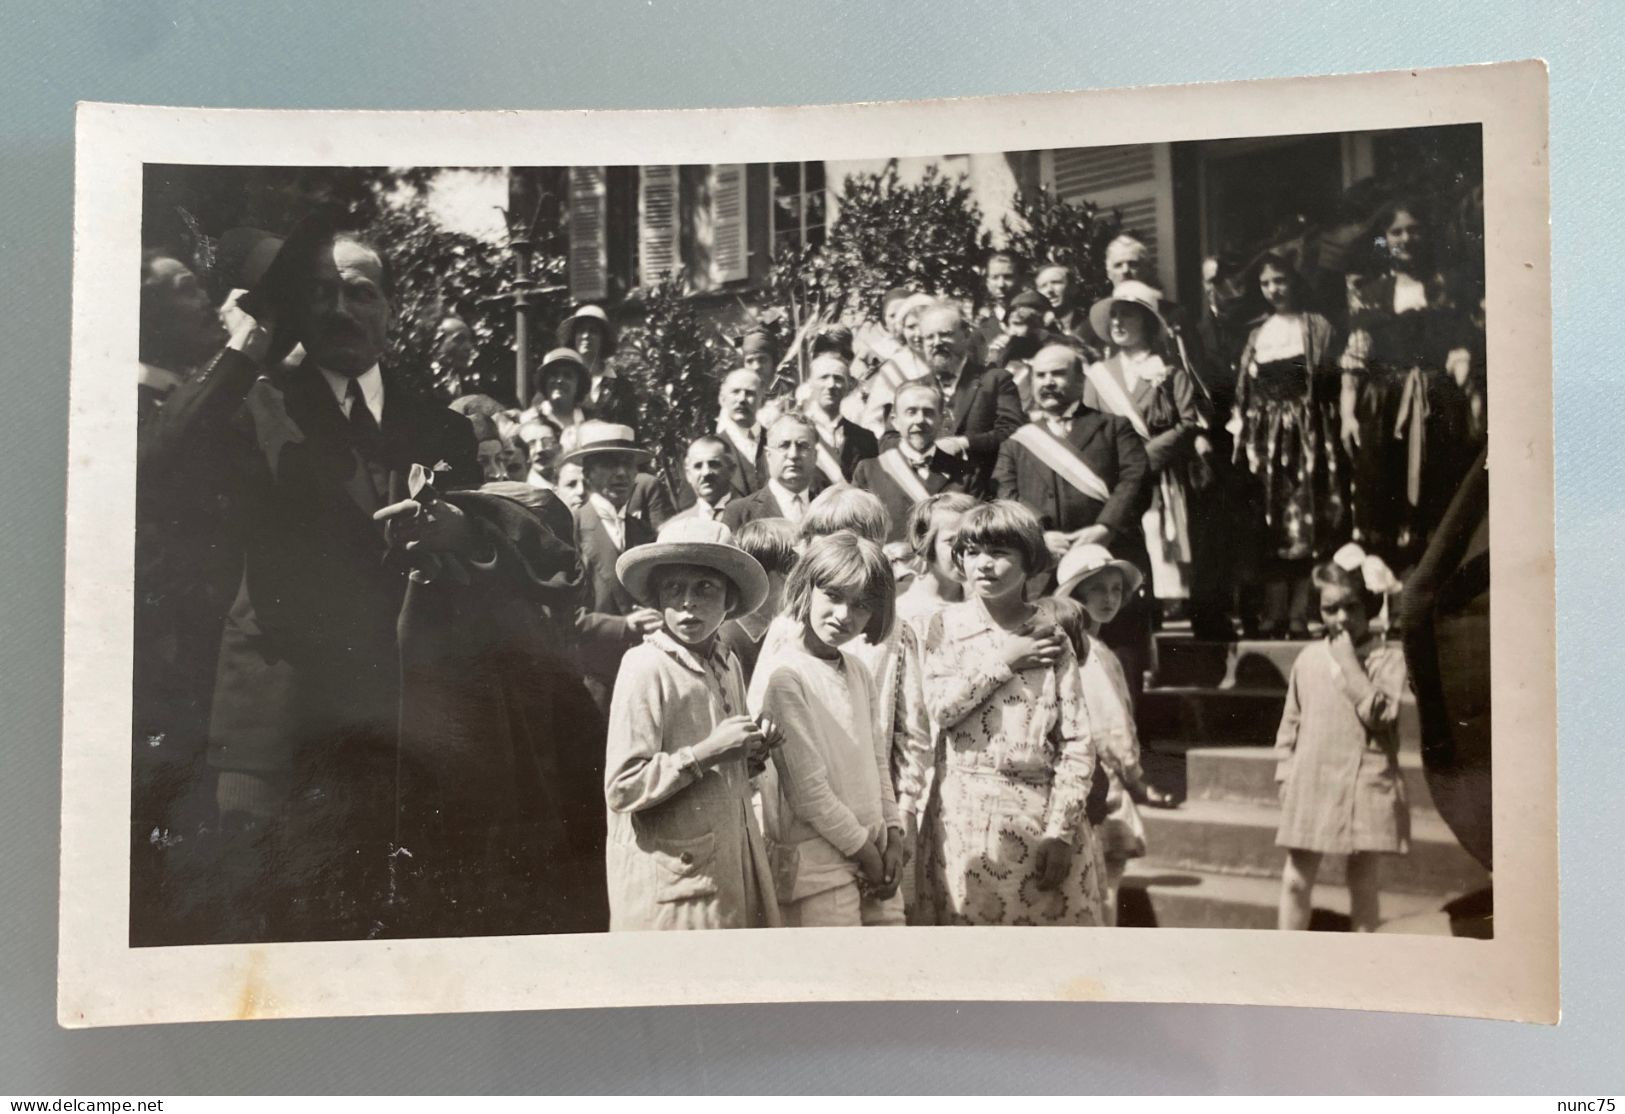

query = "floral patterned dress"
[
  {"left": 1233, "top": 312, "right": 1349, "bottom": 562},
  {"left": 916, "top": 597, "right": 1106, "bottom": 926}
]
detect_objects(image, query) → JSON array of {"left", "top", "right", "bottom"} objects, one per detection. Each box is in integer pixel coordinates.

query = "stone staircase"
[{"left": 1118, "top": 632, "right": 1491, "bottom": 933}]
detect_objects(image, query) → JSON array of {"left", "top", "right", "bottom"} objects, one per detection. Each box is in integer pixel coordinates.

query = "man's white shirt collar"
[
  {"left": 897, "top": 440, "right": 934, "bottom": 470},
  {"left": 767, "top": 480, "right": 809, "bottom": 522},
  {"left": 588, "top": 492, "right": 629, "bottom": 549},
  {"left": 693, "top": 492, "right": 733, "bottom": 520},
  {"left": 319, "top": 364, "right": 384, "bottom": 425}
]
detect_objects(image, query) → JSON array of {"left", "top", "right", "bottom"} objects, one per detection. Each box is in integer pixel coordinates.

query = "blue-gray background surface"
[{"left": 2, "top": 0, "right": 1616, "bottom": 1094}]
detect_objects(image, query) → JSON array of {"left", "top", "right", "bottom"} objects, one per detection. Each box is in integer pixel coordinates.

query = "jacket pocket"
[{"left": 650, "top": 831, "right": 720, "bottom": 904}]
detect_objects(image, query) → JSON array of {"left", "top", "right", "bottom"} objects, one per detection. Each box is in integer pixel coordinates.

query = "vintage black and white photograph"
[{"left": 61, "top": 63, "right": 1555, "bottom": 1025}]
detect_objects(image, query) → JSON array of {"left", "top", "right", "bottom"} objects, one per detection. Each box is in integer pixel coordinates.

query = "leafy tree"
[
  {"left": 611, "top": 274, "right": 731, "bottom": 499},
  {"left": 364, "top": 192, "right": 565, "bottom": 403},
  {"left": 997, "top": 186, "right": 1124, "bottom": 308},
  {"left": 142, "top": 164, "right": 563, "bottom": 404},
  {"left": 767, "top": 161, "right": 986, "bottom": 330}
]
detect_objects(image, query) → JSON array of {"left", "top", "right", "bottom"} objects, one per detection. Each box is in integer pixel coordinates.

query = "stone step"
[
  {"left": 1173, "top": 744, "right": 1438, "bottom": 815},
  {"left": 1138, "top": 688, "right": 1421, "bottom": 750},
  {"left": 1117, "top": 863, "right": 1461, "bottom": 932},
  {"left": 1151, "top": 635, "right": 1309, "bottom": 691},
  {"left": 1136, "top": 798, "right": 1489, "bottom": 895},
  {"left": 1138, "top": 686, "right": 1286, "bottom": 744}
]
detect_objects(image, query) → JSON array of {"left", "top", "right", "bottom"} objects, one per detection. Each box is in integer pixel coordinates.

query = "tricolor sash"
[
  {"left": 1082, "top": 359, "right": 1153, "bottom": 440},
  {"left": 876, "top": 448, "right": 930, "bottom": 504},
  {"left": 1010, "top": 423, "right": 1113, "bottom": 504}
]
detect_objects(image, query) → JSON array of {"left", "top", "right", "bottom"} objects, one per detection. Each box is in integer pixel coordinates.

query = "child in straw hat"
[
  {"left": 1055, "top": 542, "right": 1163, "bottom": 925},
  {"left": 603, "top": 518, "right": 781, "bottom": 931}
]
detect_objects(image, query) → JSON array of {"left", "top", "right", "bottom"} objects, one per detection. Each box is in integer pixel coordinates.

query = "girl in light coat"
[{"left": 604, "top": 518, "right": 779, "bottom": 932}]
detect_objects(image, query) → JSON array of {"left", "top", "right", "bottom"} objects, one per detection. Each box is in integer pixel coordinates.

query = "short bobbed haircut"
[
  {"left": 1310, "top": 560, "right": 1380, "bottom": 616},
  {"left": 952, "top": 499, "right": 1051, "bottom": 577},
  {"left": 906, "top": 492, "right": 980, "bottom": 562},
  {"left": 732, "top": 517, "right": 800, "bottom": 578},
  {"left": 782, "top": 530, "right": 896, "bottom": 644},
  {"left": 800, "top": 484, "right": 892, "bottom": 546}
]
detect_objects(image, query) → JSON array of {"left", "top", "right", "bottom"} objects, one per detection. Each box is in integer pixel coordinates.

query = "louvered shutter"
[
  {"left": 1049, "top": 144, "right": 1176, "bottom": 294},
  {"left": 638, "top": 165, "right": 679, "bottom": 286},
  {"left": 568, "top": 165, "right": 608, "bottom": 302},
  {"left": 709, "top": 163, "right": 749, "bottom": 285}
]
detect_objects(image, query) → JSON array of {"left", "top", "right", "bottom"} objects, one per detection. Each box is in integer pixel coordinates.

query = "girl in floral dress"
[
  {"left": 915, "top": 500, "right": 1106, "bottom": 927},
  {"left": 1231, "top": 253, "right": 1351, "bottom": 637}
]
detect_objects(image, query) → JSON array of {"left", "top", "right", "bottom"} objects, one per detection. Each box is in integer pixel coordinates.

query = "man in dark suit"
[
  {"left": 720, "top": 412, "right": 819, "bottom": 531},
  {"left": 993, "top": 343, "right": 1153, "bottom": 695},
  {"left": 566, "top": 422, "right": 663, "bottom": 716},
  {"left": 204, "top": 226, "right": 489, "bottom": 942},
  {"left": 973, "top": 248, "right": 1026, "bottom": 356},
  {"left": 915, "top": 303, "right": 1025, "bottom": 498},
  {"left": 851, "top": 380, "right": 964, "bottom": 543},
  {"left": 668, "top": 435, "right": 739, "bottom": 524},
  {"left": 714, "top": 367, "right": 767, "bottom": 498},
  {"left": 802, "top": 352, "right": 879, "bottom": 483},
  {"left": 1035, "top": 263, "right": 1102, "bottom": 362}
]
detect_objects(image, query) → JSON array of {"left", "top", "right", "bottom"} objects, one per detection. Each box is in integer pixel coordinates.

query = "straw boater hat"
[
  {"left": 1088, "top": 279, "right": 1169, "bottom": 344},
  {"left": 1055, "top": 543, "right": 1144, "bottom": 601},
  {"left": 556, "top": 304, "right": 618, "bottom": 357},
  {"left": 556, "top": 420, "right": 652, "bottom": 469},
  {"left": 538, "top": 347, "right": 592, "bottom": 399},
  {"left": 616, "top": 518, "right": 770, "bottom": 618}
]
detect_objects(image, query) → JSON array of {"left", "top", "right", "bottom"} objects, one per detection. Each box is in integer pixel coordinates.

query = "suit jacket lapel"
[{"left": 280, "top": 367, "right": 386, "bottom": 526}]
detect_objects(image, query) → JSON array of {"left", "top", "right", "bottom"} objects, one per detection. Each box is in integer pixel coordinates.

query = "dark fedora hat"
[
  {"left": 236, "top": 211, "right": 339, "bottom": 323},
  {"left": 234, "top": 212, "right": 348, "bottom": 363},
  {"left": 212, "top": 226, "right": 285, "bottom": 301}
]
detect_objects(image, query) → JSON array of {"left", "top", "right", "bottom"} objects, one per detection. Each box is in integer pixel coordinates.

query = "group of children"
[{"left": 598, "top": 482, "right": 1413, "bottom": 933}]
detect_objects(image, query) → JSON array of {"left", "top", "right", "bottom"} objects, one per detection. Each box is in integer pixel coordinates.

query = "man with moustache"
[
  {"left": 851, "top": 380, "right": 964, "bottom": 543},
  {"left": 994, "top": 342, "right": 1153, "bottom": 693},
  {"left": 715, "top": 367, "right": 768, "bottom": 498},
  {"left": 720, "top": 412, "right": 820, "bottom": 530},
  {"left": 802, "top": 352, "right": 879, "bottom": 484},
  {"left": 912, "top": 303, "right": 1025, "bottom": 498},
  {"left": 203, "top": 220, "right": 498, "bottom": 941},
  {"left": 669, "top": 435, "right": 739, "bottom": 523}
]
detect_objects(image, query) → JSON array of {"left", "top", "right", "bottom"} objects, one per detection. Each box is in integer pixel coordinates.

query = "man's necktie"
[{"left": 347, "top": 379, "right": 381, "bottom": 443}]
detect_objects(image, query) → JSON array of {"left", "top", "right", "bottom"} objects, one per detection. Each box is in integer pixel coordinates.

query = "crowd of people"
[{"left": 132, "top": 198, "right": 1485, "bottom": 943}]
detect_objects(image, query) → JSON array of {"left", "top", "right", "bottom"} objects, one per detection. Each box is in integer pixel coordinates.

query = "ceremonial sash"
[
  {"left": 1082, "top": 360, "right": 1152, "bottom": 440},
  {"left": 718, "top": 423, "right": 760, "bottom": 489},
  {"left": 812, "top": 425, "right": 845, "bottom": 484},
  {"left": 876, "top": 448, "right": 930, "bottom": 504},
  {"left": 1010, "top": 424, "right": 1113, "bottom": 504},
  {"left": 1084, "top": 359, "right": 1192, "bottom": 560}
]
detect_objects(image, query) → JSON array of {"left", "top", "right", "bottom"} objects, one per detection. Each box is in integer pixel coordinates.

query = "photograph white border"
[{"left": 59, "top": 60, "right": 1555, "bottom": 1027}]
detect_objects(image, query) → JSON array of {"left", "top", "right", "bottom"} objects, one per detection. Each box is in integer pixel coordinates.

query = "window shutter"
[
  {"left": 1049, "top": 143, "right": 1175, "bottom": 292},
  {"left": 638, "top": 165, "right": 680, "bottom": 287},
  {"left": 709, "top": 163, "right": 749, "bottom": 285},
  {"left": 568, "top": 165, "right": 608, "bottom": 302}
]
